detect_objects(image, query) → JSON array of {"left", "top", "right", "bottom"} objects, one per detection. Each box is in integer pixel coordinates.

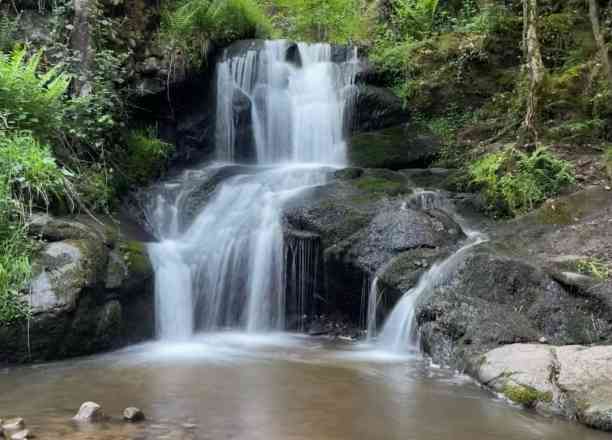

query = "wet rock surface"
[{"left": 283, "top": 169, "right": 465, "bottom": 323}]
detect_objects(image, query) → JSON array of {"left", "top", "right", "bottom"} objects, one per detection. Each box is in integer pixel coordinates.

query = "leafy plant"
[
  {"left": 269, "top": 0, "right": 365, "bottom": 43},
  {"left": 470, "top": 147, "right": 575, "bottom": 215},
  {"left": 0, "top": 132, "right": 70, "bottom": 213},
  {"left": 124, "top": 127, "right": 174, "bottom": 185},
  {"left": 0, "top": 48, "right": 71, "bottom": 141},
  {"left": 161, "top": 0, "right": 273, "bottom": 65},
  {"left": 577, "top": 258, "right": 610, "bottom": 281}
]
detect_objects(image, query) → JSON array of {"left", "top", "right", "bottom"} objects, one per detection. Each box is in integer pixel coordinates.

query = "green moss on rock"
[
  {"left": 120, "top": 240, "right": 152, "bottom": 277},
  {"left": 503, "top": 383, "right": 552, "bottom": 407}
]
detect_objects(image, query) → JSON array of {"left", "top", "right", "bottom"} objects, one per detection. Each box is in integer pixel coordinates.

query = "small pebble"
[
  {"left": 123, "top": 407, "right": 145, "bottom": 422},
  {"left": 10, "top": 429, "right": 30, "bottom": 440}
]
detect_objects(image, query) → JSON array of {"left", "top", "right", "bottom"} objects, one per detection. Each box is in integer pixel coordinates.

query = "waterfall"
[
  {"left": 365, "top": 277, "right": 380, "bottom": 341},
  {"left": 148, "top": 41, "right": 359, "bottom": 340},
  {"left": 215, "top": 41, "right": 359, "bottom": 164},
  {"left": 376, "top": 236, "right": 486, "bottom": 352},
  {"left": 285, "top": 233, "right": 321, "bottom": 332}
]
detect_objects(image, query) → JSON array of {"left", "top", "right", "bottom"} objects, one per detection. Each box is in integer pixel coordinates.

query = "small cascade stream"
[
  {"left": 147, "top": 41, "right": 359, "bottom": 339},
  {"left": 366, "top": 190, "right": 488, "bottom": 353}
]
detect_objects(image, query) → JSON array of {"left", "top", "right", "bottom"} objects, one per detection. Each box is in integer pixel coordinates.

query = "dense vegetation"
[{"left": 1, "top": 0, "right": 611, "bottom": 321}]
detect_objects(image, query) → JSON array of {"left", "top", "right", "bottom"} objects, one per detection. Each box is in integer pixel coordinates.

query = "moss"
[
  {"left": 503, "top": 383, "right": 552, "bottom": 407},
  {"left": 349, "top": 125, "right": 440, "bottom": 170},
  {"left": 120, "top": 240, "right": 152, "bottom": 277}
]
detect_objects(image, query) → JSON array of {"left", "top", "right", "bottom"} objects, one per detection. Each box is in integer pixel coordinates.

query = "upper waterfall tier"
[{"left": 215, "top": 40, "right": 360, "bottom": 165}]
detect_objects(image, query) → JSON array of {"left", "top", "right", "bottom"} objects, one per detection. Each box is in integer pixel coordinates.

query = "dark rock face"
[
  {"left": 415, "top": 246, "right": 612, "bottom": 370},
  {"left": 283, "top": 169, "right": 465, "bottom": 325},
  {"left": 0, "top": 215, "right": 154, "bottom": 365},
  {"left": 349, "top": 124, "right": 441, "bottom": 169},
  {"left": 231, "top": 88, "right": 257, "bottom": 162},
  {"left": 285, "top": 43, "right": 302, "bottom": 67},
  {"left": 352, "top": 85, "right": 409, "bottom": 132}
]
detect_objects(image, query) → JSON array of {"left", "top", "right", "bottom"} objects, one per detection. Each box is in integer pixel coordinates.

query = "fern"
[{"left": 0, "top": 48, "right": 71, "bottom": 141}]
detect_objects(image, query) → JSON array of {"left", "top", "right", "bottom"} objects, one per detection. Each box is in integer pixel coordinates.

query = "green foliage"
[
  {"left": 0, "top": 132, "right": 70, "bottom": 213},
  {"left": 0, "top": 208, "right": 32, "bottom": 324},
  {"left": 124, "top": 127, "right": 174, "bottom": 185},
  {"left": 269, "top": 0, "right": 365, "bottom": 43},
  {"left": 0, "top": 48, "right": 71, "bottom": 140},
  {"left": 161, "top": 0, "right": 273, "bottom": 65},
  {"left": 470, "top": 147, "right": 575, "bottom": 216},
  {"left": 577, "top": 258, "right": 610, "bottom": 281}
]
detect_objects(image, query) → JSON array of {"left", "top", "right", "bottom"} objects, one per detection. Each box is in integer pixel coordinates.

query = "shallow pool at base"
[{"left": 0, "top": 334, "right": 607, "bottom": 440}]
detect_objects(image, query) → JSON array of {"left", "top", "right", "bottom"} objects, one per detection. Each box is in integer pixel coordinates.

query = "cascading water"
[
  {"left": 368, "top": 190, "right": 488, "bottom": 352},
  {"left": 147, "top": 41, "right": 359, "bottom": 340}
]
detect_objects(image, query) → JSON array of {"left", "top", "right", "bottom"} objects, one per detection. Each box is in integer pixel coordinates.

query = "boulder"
[
  {"left": 29, "top": 240, "right": 105, "bottom": 315},
  {"left": 73, "top": 401, "right": 104, "bottom": 422},
  {"left": 415, "top": 246, "right": 612, "bottom": 369},
  {"left": 352, "top": 85, "right": 409, "bottom": 132},
  {"left": 470, "top": 343, "right": 612, "bottom": 431},
  {"left": 349, "top": 124, "right": 441, "bottom": 169},
  {"left": 27, "top": 213, "right": 102, "bottom": 242},
  {"left": 123, "top": 407, "right": 146, "bottom": 422},
  {"left": 0, "top": 215, "right": 155, "bottom": 365}
]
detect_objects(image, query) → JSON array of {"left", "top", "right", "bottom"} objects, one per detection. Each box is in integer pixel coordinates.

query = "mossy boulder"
[
  {"left": 348, "top": 124, "right": 441, "bottom": 170},
  {"left": 0, "top": 215, "right": 154, "bottom": 365},
  {"left": 471, "top": 344, "right": 612, "bottom": 431}
]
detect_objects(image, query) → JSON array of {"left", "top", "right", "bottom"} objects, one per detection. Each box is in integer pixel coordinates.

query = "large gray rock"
[
  {"left": 471, "top": 343, "right": 612, "bottom": 431},
  {"left": 0, "top": 215, "right": 155, "bottom": 365},
  {"left": 415, "top": 246, "right": 612, "bottom": 369},
  {"left": 30, "top": 240, "right": 105, "bottom": 315}
]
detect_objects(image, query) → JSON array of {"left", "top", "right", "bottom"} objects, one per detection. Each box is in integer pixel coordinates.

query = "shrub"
[
  {"left": 161, "top": 0, "right": 273, "bottom": 65},
  {"left": 0, "top": 178, "right": 32, "bottom": 324},
  {"left": 269, "top": 0, "right": 366, "bottom": 43},
  {"left": 124, "top": 127, "right": 174, "bottom": 185},
  {"left": 0, "top": 132, "right": 70, "bottom": 213},
  {"left": 470, "top": 147, "right": 575, "bottom": 215},
  {"left": 0, "top": 48, "right": 71, "bottom": 141}
]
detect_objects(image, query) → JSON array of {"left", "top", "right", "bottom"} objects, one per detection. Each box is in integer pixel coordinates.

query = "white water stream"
[{"left": 148, "top": 41, "right": 359, "bottom": 340}]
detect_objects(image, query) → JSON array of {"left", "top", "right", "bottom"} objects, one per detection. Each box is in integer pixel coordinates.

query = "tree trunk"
[
  {"left": 588, "top": 0, "right": 612, "bottom": 87},
  {"left": 72, "top": 0, "right": 92, "bottom": 97},
  {"left": 521, "top": 0, "right": 545, "bottom": 144}
]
